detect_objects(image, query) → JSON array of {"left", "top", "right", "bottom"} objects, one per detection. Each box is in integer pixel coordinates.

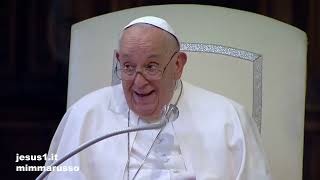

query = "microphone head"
[{"left": 165, "top": 104, "right": 179, "bottom": 122}]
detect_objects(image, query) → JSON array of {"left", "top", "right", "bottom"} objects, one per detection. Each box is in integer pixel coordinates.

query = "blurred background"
[{"left": 1, "top": 0, "right": 319, "bottom": 179}]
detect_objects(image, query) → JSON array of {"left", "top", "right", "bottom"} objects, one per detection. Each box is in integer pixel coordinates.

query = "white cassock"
[{"left": 44, "top": 81, "right": 271, "bottom": 180}]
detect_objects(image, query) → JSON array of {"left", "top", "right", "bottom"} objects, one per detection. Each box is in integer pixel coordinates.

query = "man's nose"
[{"left": 133, "top": 72, "right": 149, "bottom": 87}]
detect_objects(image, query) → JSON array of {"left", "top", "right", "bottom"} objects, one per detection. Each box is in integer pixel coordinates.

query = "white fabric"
[
  {"left": 123, "top": 16, "right": 180, "bottom": 45},
  {"left": 126, "top": 114, "right": 194, "bottom": 179},
  {"left": 45, "top": 81, "right": 271, "bottom": 180}
]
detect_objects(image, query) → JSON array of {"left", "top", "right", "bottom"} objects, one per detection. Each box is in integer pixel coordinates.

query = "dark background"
[{"left": 1, "top": 0, "right": 319, "bottom": 179}]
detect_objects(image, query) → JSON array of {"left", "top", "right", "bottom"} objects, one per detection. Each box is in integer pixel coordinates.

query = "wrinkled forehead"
[{"left": 119, "top": 24, "right": 177, "bottom": 54}]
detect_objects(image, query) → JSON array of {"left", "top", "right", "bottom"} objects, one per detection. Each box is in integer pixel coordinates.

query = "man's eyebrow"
[
  {"left": 120, "top": 54, "right": 129, "bottom": 59},
  {"left": 147, "top": 54, "right": 162, "bottom": 59},
  {"left": 119, "top": 53, "right": 162, "bottom": 60}
]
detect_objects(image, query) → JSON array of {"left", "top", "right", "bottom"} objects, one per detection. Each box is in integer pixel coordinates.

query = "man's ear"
[
  {"left": 115, "top": 51, "right": 120, "bottom": 61},
  {"left": 175, "top": 52, "right": 187, "bottom": 79}
]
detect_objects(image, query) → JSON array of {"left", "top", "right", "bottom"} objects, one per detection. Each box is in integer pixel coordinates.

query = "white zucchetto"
[{"left": 123, "top": 16, "right": 180, "bottom": 46}]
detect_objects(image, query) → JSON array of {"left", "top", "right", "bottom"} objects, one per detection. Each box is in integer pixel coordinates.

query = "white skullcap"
[{"left": 123, "top": 16, "right": 180, "bottom": 46}]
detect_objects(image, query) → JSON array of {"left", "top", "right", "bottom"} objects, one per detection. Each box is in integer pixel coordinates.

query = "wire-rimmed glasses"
[{"left": 115, "top": 51, "right": 178, "bottom": 81}]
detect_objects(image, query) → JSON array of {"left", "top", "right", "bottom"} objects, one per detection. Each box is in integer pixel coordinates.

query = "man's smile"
[
  {"left": 132, "top": 90, "right": 157, "bottom": 104},
  {"left": 134, "top": 90, "right": 155, "bottom": 97}
]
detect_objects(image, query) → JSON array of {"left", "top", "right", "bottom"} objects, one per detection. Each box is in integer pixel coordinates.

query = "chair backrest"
[{"left": 67, "top": 4, "right": 307, "bottom": 180}]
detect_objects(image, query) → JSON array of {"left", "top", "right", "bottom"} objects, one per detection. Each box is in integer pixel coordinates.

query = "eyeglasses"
[{"left": 115, "top": 51, "right": 178, "bottom": 81}]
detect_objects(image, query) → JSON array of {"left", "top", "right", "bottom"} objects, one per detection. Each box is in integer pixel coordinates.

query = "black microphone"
[{"left": 36, "top": 104, "right": 179, "bottom": 180}]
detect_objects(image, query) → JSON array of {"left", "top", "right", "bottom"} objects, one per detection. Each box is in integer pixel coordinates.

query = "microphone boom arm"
[{"left": 36, "top": 120, "right": 166, "bottom": 180}]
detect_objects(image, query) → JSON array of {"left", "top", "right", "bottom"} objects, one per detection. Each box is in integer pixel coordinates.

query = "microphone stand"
[{"left": 36, "top": 106, "right": 178, "bottom": 180}]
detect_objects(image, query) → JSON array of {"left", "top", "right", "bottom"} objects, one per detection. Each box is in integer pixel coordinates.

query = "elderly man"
[{"left": 44, "top": 16, "right": 271, "bottom": 180}]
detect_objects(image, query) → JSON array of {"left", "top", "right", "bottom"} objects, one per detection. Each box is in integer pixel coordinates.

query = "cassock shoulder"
[
  {"left": 47, "top": 84, "right": 125, "bottom": 159},
  {"left": 67, "top": 84, "right": 124, "bottom": 114}
]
